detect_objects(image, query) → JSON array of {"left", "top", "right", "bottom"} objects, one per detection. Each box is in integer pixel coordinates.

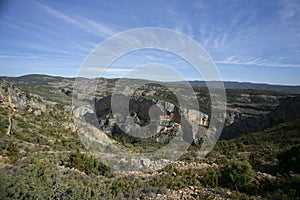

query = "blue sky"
[{"left": 0, "top": 0, "right": 300, "bottom": 85}]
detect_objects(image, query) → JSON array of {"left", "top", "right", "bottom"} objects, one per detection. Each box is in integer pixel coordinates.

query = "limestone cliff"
[
  {"left": 0, "top": 78, "right": 26, "bottom": 111},
  {"left": 93, "top": 94, "right": 210, "bottom": 144},
  {"left": 220, "top": 95, "right": 300, "bottom": 140}
]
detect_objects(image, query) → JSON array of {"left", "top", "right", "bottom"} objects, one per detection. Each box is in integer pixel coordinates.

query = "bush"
[
  {"left": 5, "top": 142, "right": 20, "bottom": 164},
  {"left": 0, "top": 157, "right": 113, "bottom": 199},
  {"left": 150, "top": 165, "right": 200, "bottom": 190},
  {"left": 201, "top": 167, "right": 219, "bottom": 188},
  {"left": 220, "top": 159, "right": 254, "bottom": 190},
  {"left": 64, "top": 149, "right": 112, "bottom": 176},
  {"left": 278, "top": 145, "right": 300, "bottom": 173}
]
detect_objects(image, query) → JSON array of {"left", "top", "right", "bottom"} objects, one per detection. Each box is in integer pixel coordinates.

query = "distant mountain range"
[
  {"left": 2, "top": 74, "right": 300, "bottom": 93},
  {"left": 186, "top": 81, "right": 300, "bottom": 94}
]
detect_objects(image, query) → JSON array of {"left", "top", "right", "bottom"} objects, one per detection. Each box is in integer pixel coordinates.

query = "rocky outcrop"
[
  {"left": 220, "top": 115, "right": 271, "bottom": 140},
  {"left": 79, "top": 92, "right": 297, "bottom": 142},
  {"left": 0, "top": 79, "right": 26, "bottom": 111},
  {"left": 220, "top": 96, "right": 300, "bottom": 140},
  {"left": 268, "top": 96, "right": 300, "bottom": 124},
  {"left": 94, "top": 94, "right": 210, "bottom": 144}
]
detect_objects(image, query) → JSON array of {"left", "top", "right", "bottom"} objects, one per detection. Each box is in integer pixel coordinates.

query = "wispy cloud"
[
  {"left": 28, "top": 45, "right": 87, "bottom": 57},
  {"left": 2, "top": 21, "right": 50, "bottom": 42},
  {"left": 29, "top": 46, "right": 73, "bottom": 55},
  {"left": 198, "top": 4, "right": 260, "bottom": 50},
  {"left": 36, "top": 2, "right": 116, "bottom": 38},
  {"left": 215, "top": 56, "right": 300, "bottom": 68},
  {"left": 0, "top": 54, "right": 42, "bottom": 59},
  {"left": 78, "top": 67, "right": 131, "bottom": 78},
  {"left": 1, "top": 16, "right": 94, "bottom": 57},
  {"left": 84, "top": 67, "right": 130, "bottom": 73},
  {"left": 175, "top": 21, "right": 194, "bottom": 39},
  {"left": 0, "top": 52, "right": 72, "bottom": 59},
  {"left": 278, "top": 0, "right": 300, "bottom": 22},
  {"left": 2, "top": 16, "right": 61, "bottom": 39}
]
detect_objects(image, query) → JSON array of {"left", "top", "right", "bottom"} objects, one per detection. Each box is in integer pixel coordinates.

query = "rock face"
[
  {"left": 220, "top": 96, "right": 300, "bottom": 140},
  {"left": 93, "top": 92, "right": 298, "bottom": 142},
  {"left": 268, "top": 96, "right": 300, "bottom": 123},
  {"left": 0, "top": 79, "right": 26, "bottom": 111},
  {"left": 0, "top": 78, "right": 72, "bottom": 135},
  {"left": 220, "top": 115, "right": 271, "bottom": 140},
  {"left": 8, "top": 74, "right": 292, "bottom": 141},
  {"left": 34, "top": 74, "right": 296, "bottom": 142},
  {"left": 94, "top": 95, "right": 209, "bottom": 144}
]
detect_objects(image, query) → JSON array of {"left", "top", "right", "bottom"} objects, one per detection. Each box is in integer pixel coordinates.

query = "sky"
[{"left": 0, "top": 0, "right": 300, "bottom": 85}]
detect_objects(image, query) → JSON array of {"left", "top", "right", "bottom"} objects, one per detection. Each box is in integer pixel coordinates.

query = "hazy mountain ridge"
[
  {"left": 185, "top": 80, "right": 300, "bottom": 93},
  {"left": 3, "top": 74, "right": 300, "bottom": 93}
]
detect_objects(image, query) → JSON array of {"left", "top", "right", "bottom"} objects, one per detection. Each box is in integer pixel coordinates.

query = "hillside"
[{"left": 0, "top": 75, "right": 299, "bottom": 199}]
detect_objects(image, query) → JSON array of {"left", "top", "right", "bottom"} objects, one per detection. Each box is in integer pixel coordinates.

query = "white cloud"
[
  {"left": 36, "top": 2, "right": 116, "bottom": 38},
  {"left": 215, "top": 56, "right": 300, "bottom": 68},
  {"left": 0, "top": 54, "right": 42, "bottom": 59},
  {"left": 2, "top": 21, "right": 49, "bottom": 41},
  {"left": 77, "top": 67, "right": 131, "bottom": 78},
  {"left": 279, "top": 0, "right": 300, "bottom": 21},
  {"left": 0, "top": 52, "right": 73, "bottom": 60},
  {"left": 29, "top": 45, "right": 74, "bottom": 55},
  {"left": 38, "top": 3, "right": 77, "bottom": 24}
]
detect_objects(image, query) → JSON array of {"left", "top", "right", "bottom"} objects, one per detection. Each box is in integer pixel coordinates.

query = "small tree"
[
  {"left": 6, "top": 142, "right": 20, "bottom": 163},
  {"left": 278, "top": 145, "right": 300, "bottom": 173},
  {"left": 220, "top": 159, "right": 254, "bottom": 190},
  {"left": 202, "top": 168, "right": 219, "bottom": 188}
]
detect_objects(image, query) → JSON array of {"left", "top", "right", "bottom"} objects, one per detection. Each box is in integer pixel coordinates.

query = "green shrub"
[
  {"left": 201, "top": 167, "right": 219, "bottom": 188},
  {"left": 220, "top": 159, "right": 254, "bottom": 190},
  {"left": 278, "top": 145, "right": 300, "bottom": 173},
  {"left": 0, "top": 157, "right": 112, "bottom": 199},
  {"left": 5, "top": 142, "right": 20, "bottom": 163},
  {"left": 64, "top": 149, "right": 112, "bottom": 176},
  {"left": 150, "top": 165, "right": 200, "bottom": 190}
]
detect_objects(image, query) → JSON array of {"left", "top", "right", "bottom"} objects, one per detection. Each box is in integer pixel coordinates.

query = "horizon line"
[{"left": 1, "top": 73, "right": 300, "bottom": 87}]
